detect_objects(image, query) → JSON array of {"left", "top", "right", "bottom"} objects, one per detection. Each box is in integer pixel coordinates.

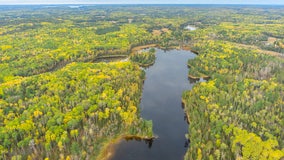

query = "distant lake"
[
  {"left": 111, "top": 49, "right": 196, "bottom": 160},
  {"left": 184, "top": 25, "right": 196, "bottom": 31}
]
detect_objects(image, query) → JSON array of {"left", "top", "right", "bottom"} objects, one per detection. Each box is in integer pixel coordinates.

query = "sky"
[{"left": 0, "top": 0, "right": 284, "bottom": 5}]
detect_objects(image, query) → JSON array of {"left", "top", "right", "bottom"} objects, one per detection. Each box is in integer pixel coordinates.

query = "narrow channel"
[{"left": 111, "top": 49, "right": 196, "bottom": 160}]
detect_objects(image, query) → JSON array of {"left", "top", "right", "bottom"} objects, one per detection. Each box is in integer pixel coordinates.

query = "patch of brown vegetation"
[
  {"left": 161, "top": 28, "right": 170, "bottom": 33},
  {"left": 131, "top": 44, "right": 158, "bottom": 53},
  {"left": 267, "top": 37, "right": 277, "bottom": 44},
  {"left": 152, "top": 30, "right": 162, "bottom": 36},
  {"left": 231, "top": 42, "right": 283, "bottom": 58}
]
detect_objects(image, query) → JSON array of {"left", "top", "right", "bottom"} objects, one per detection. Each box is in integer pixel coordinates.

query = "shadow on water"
[
  {"left": 111, "top": 49, "right": 197, "bottom": 160},
  {"left": 124, "top": 136, "right": 154, "bottom": 149}
]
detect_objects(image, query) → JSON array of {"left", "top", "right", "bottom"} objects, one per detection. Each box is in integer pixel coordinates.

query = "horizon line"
[{"left": 1, "top": 3, "right": 284, "bottom": 5}]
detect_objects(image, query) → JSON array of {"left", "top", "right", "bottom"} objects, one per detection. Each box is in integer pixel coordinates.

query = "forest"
[
  {"left": 182, "top": 6, "right": 284, "bottom": 160},
  {"left": 0, "top": 62, "right": 153, "bottom": 159},
  {"left": 0, "top": 4, "right": 283, "bottom": 160},
  {"left": 183, "top": 41, "right": 284, "bottom": 159}
]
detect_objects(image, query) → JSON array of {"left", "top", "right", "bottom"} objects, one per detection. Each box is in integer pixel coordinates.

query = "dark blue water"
[{"left": 111, "top": 49, "right": 196, "bottom": 160}]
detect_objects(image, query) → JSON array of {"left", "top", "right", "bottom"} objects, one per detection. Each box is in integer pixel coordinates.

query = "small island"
[{"left": 130, "top": 48, "right": 156, "bottom": 67}]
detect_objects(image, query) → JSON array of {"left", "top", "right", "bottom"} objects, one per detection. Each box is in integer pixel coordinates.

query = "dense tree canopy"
[
  {"left": 183, "top": 27, "right": 284, "bottom": 160},
  {"left": 0, "top": 5, "right": 283, "bottom": 160},
  {"left": 0, "top": 62, "right": 153, "bottom": 159}
]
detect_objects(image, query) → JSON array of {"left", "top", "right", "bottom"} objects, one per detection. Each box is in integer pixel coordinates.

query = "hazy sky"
[{"left": 0, "top": 0, "right": 284, "bottom": 5}]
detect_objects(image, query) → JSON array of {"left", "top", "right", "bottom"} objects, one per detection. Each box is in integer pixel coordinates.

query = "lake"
[{"left": 111, "top": 49, "right": 197, "bottom": 160}]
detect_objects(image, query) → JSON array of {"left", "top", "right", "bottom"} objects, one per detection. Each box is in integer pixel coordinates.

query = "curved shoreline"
[
  {"left": 131, "top": 44, "right": 158, "bottom": 53},
  {"left": 97, "top": 134, "right": 156, "bottom": 160},
  {"left": 134, "top": 61, "right": 155, "bottom": 67}
]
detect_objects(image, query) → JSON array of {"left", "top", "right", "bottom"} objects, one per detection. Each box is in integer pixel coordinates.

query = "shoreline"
[
  {"left": 97, "top": 134, "right": 156, "bottom": 160},
  {"left": 131, "top": 44, "right": 158, "bottom": 53},
  {"left": 181, "top": 98, "right": 190, "bottom": 124},
  {"left": 131, "top": 44, "right": 199, "bottom": 55},
  {"left": 135, "top": 61, "right": 155, "bottom": 67},
  {"left": 188, "top": 74, "right": 210, "bottom": 80}
]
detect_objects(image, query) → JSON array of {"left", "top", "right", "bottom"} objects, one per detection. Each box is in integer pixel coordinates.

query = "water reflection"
[
  {"left": 124, "top": 137, "right": 154, "bottom": 149},
  {"left": 184, "top": 139, "right": 190, "bottom": 148}
]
